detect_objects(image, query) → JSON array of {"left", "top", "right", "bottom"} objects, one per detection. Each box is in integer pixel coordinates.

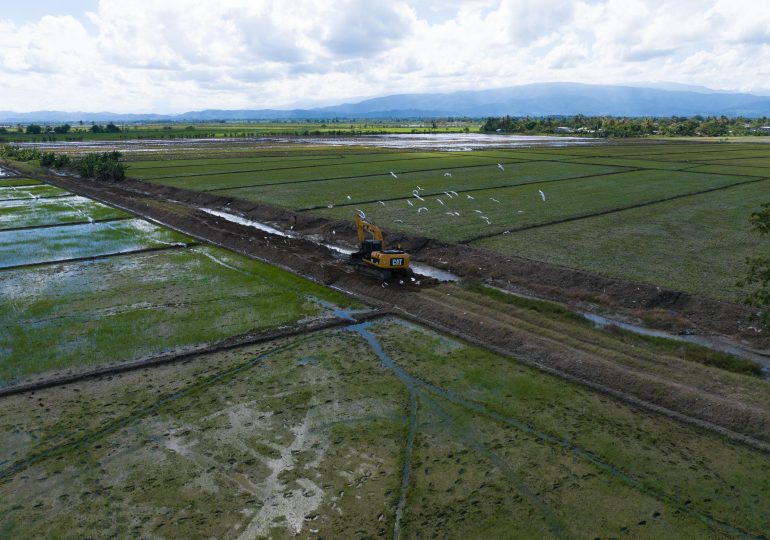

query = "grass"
[
  {"left": 125, "top": 139, "right": 770, "bottom": 300},
  {"left": 0, "top": 195, "right": 128, "bottom": 230},
  {"left": 0, "top": 244, "right": 355, "bottom": 384},
  {"left": 0, "top": 218, "right": 190, "bottom": 268},
  {"left": 474, "top": 178, "right": 770, "bottom": 301},
  {"left": 0, "top": 184, "right": 68, "bottom": 200},
  {"left": 0, "top": 177, "right": 42, "bottom": 187},
  {"left": 0, "top": 318, "right": 767, "bottom": 538}
]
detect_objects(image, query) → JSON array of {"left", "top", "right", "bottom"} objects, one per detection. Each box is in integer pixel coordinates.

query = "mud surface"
[
  {"left": 25, "top": 169, "right": 770, "bottom": 448},
  {"left": 43, "top": 172, "right": 764, "bottom": 344}
]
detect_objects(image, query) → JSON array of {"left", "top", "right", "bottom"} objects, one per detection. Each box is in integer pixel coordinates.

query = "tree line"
[
  {"left": 0, "top": 145, "right": 126, "bottom": 181},
  {"left": 480, "top": 115, "right": 770, "bottom": 137}
]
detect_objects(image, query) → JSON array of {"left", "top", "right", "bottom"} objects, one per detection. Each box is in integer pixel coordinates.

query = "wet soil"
[{"left": 15, "top": 166, "right": 770, "bottom": 449}]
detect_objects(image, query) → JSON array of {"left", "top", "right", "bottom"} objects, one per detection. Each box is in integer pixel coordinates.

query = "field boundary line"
[
  {"left": 199, "top": 160, "right": 528, "bottom": 192},
  {"left": 0, "top": 216, "right": 131, "bottom": 233},
  {"left": 297, "top": 167, "right": 639, "bottom": 211},
  {"left": 0, "top": 193, "right": 76, "bottom": 203},
  {"left": 0, "top": 242, "right": 199, "bottom": 272},
  {"left": 390, "top": 310, "right": 770, "bottom": 454},
  {"left": 0, "top": 310, "right": 386, "bottom": 399},
  {"left": 462, "top": 176, "right": 770, "bottom": 244},
  {"left": 133, "top": 154, "right": 461, "bottom": 179}
]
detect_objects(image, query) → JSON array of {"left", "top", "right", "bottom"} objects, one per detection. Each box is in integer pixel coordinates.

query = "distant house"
[{"left": 554, "top": 126, "right": 574, "bottom": 133}]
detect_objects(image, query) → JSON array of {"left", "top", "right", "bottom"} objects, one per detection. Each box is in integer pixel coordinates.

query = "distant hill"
[{"left": 2, "top": 83, "right": 769, "bottom": 122}]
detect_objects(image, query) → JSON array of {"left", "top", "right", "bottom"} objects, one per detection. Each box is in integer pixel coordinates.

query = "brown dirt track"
[{"left": 9, "top": 165, "right": 770, "bottom": 451}]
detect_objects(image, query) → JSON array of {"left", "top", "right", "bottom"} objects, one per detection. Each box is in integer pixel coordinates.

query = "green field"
[
  {"left": 0, "top": 317, "right": 767, "bottom": 538},
  {"left": 0, "top": 184, "right": 70, "bottom": 200},
  {"left": 130, "top": 141, "right": 770, "bottom": 301},
  {"left": 0, "top": 186, "right": 354, "bottom": 385},
  {"left": 0, "top": 195, "right": 128, "bottom": 230}
]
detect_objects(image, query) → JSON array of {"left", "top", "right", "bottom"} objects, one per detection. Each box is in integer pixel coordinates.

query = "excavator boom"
[{"left": 350, "top": 214, "right": 410, "bottom": 280}]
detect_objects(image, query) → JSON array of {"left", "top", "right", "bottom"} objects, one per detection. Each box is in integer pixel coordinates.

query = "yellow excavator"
[{"left": 349, "top": 214, "right": 411, "bottom": 280}]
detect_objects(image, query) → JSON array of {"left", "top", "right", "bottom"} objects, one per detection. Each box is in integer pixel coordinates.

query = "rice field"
[
  {"left": 1, "top": 317, "right": 767, "bottom": 538},
  {"left": 130, "top": 141, "right": 770, "bottom": 301},
  {"left": 0, "top": 184, "right": 355, "bottom": 385}
]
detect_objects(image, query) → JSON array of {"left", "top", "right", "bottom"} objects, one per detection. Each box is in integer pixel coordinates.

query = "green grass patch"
[
  {"left": 0, "top": 177, "right": 42, "bottom": 187},
  {"left": 0, "top": 218, "right": 190, "bottom": 268},
  {"left": 0, "top": 245, "right": 355, "bottom": 384},
  {"left": 0, "top": 195, "right": 128, "bottom": 230},
  {"left": 474, "top": 178, "right": 770, "bottom": 301},
  {"left": 598, "top": 324, "right": 762, "bottom": 376}
]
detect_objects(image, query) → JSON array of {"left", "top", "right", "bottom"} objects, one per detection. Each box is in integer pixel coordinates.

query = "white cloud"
[{"left": 0, "top": 0, "right": 768, "bottom": 112}]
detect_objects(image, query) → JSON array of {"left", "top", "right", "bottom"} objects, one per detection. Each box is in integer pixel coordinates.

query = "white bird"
[
  {"left": 490, "top": 197, "right": 501, "bottom": 204},
  {"left": 346, "top": 195, "right": 351, "bottom": 200},
  {"left": 449, "top": 191, "right": 459, "bottom": 197},
  {"left": 390, "top": 171, "right": 398, "bottom": 179},
  {"left": 466, "top": 194, "right": 475, "bottom": 200},
  {"left": 357, "top": 209, "right": 366, "bottom": 218},
  {"left": 332, "top": 230, "right": 336, "bottom": 234},
  {"left": 444, "top": 191, "right": 453, "bottom": 198},
  {"left": 414, "top": 194, "right": 425, "bottom": 202},
  {"left": 407, "top": 199, "right": 414, "bottom": 207},
  {"left": 417, "top": 207, "right": 428, "bottom": 213},
  {"left": 437, "top": 198, "right": 445, "bottom": 206},
  {"left": 445, "top": 211, "right": 455, "bottom": 216},
  {"left": 395, "top": 219, "right": 404, "bottom": 223},
  {"left": 417, "top": 185, "right": 424, "bottom": 190},
  {"left": 444, "top": 172, "right": 452, "bottom": 177},
  {"left": 452, "top": 211, "right": 460, "bottom": 216},
  {"left": 378, "top": 200, "right": 386, "bottom": 206},
  {"left": 474, "top": 209, "right": 483, "bottom": 214},
  {"left": 497, "top": 163, "right": 505, "bottom": 171},
  {"left": 327, "top": 204, "right": 333, "bottom": 208},
  {"left": 539, "top": 189, "right": 546, "bottom": 202},
  {"left": 517, "top": 210, "right": 524, "bottom": 214}
]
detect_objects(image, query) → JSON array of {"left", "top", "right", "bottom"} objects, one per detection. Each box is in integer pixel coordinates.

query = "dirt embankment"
[
  {"left": 56, "top": 173, "right": 765, "bottom": 347},
  {"left": 22, "top": 170, "right": 770, "bottom": 450}
]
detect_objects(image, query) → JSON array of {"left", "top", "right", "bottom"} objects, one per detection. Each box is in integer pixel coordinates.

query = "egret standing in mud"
[
  {"left": 444, "top": 172, "right": 452, "bottom": 177},
  {"left": 390, "top": 171, "right": 398, "bottom": 179},
  {"left": 489, "top": 197, "right": 501, "bottom": 204},
  {"left": 417, "top": 207, "right": 428, "bottom": 213},
  {"left": 539, "top": 190, "right": 546, "bottom": 202},
  {"left": 497, "top": 163, "right": 505, "bottom": 171}
]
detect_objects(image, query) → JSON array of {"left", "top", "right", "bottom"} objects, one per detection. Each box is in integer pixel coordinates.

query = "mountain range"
[{"left": 2, "top": 83, "right": 769, "bottom": 122}]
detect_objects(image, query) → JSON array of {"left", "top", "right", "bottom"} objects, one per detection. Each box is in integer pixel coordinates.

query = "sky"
[{"left": 0, "top": 0, "right": 768, "bottom": 113}]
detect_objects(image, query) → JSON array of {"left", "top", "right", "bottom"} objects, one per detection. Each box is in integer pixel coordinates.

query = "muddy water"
[
  {"left": 201, "top": 207, "right": 461, "bottom": 282},
  {"left": 582, "top": 312, "right": 770, "bottom": 372}
]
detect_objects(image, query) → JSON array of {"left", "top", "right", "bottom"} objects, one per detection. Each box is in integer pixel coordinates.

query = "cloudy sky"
[{"left": 1, "top": 0, "right": 768, "bottom": 112}]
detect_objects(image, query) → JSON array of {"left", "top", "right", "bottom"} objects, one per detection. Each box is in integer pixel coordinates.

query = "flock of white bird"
[{"left": 342, "top": 163, "right": 547, "bottom": 227}]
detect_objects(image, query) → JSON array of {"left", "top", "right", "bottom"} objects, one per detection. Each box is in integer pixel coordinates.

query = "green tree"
[
  {"left": 739, "top": 203, "right": 770, "bottom": 326},
  {"left": 25, "top": 124, "right": 42, "bottom": 134}
]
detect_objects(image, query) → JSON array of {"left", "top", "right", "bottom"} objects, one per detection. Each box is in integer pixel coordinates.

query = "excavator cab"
[{"left": 350, "top": 214, "right": 411, "bottom": 280}]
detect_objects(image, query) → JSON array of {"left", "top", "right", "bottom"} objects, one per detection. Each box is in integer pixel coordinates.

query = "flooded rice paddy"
[
  {"left": 0, "top": 181, "right": 353, "bottom": 385},
  {"left": 1, "top": 317, "right": 768, "bottom": 538}
]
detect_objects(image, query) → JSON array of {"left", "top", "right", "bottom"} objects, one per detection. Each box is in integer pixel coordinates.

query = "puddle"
[
  {"left": 201, "top": 208, "right": 461, "bottom": 282},
  {"left": 0, "top": 168, "right": 9, "bottom": 177},
  {"left": 200, "top": 208, "right": 296, "bottom": 238},
  {"left": 486, "top": 284, "right": 768, "bottom": 372},
  {"left": 583, "top": 312, "right": 770, "bottom": 372}
]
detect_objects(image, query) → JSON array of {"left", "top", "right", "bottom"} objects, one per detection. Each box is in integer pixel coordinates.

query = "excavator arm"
[{"left": 356, "top": 214, "right": 384, "bottom": 246}]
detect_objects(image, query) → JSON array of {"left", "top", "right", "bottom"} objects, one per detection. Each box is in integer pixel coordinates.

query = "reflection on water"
[{"left": 14, "top": 133, "right": 604, "bottom": 154}]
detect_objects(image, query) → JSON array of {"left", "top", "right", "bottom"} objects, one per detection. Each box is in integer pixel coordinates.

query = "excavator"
[{"left": 349, "top": 213, "right": 411, "bottom": 280}]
